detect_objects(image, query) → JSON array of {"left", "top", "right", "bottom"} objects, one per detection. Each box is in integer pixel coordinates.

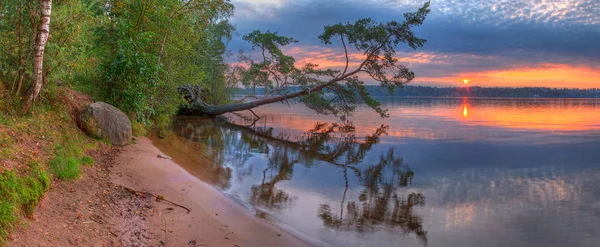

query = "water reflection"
[
  {"left": 251, "top": 145, "right": 297, "bottom": 210},
  {"left": 462, "top": 98, "right": 469, "bottom": 118},
  {"left": 224, "top": 98, "right": 600, "bottom": 143},
  {"left": 151, "top": 99, "right": 600, "bottom": 247},
  {"left": 318, "top": 149, "right": 427, "bottom": 244},
  {"left": 167, "top": 118, "right": 427, "bottom": 244}
]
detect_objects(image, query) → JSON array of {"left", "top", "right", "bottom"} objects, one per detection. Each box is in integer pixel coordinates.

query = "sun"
[{"left": 462, "top": 79, "right": 470, "bottom": 85}]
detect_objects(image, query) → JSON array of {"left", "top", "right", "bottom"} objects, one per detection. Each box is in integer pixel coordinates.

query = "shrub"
[{"left": 131, "top": 120, "right": 148, "bottom": 137}]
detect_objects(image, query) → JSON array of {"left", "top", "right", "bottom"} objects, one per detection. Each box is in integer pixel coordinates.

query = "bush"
[{"left": 131, "top": 120, "right": 148, "bottom": 137}]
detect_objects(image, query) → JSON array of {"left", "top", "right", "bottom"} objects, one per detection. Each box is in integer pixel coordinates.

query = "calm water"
[{"left": 157, "top": 98, "right": 600, "bottom": 247}]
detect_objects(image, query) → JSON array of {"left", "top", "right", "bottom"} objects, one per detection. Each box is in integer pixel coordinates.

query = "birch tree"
[{"left": 22, "top": 0, "right": 52, "bottom": 113}]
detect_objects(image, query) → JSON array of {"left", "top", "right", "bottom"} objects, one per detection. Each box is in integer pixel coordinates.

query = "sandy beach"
[
  {"left": 111, "top": 137, "right": 311, "bottom": 247},
  {"left": 9, "top": 137, "right": 311, "bottom": 247}
]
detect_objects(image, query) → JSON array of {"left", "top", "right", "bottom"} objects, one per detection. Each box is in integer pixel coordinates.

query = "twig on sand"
[{"left": 112, "top": 184, "right": 191, "bottom": 214}]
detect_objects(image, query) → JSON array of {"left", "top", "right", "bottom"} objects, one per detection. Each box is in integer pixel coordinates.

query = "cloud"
[
  {"left": 285, "top": 46, "right": 451, "bottom": 69},
  {"left": 229, "top": 0, "right": 600, "bottom": 88}
]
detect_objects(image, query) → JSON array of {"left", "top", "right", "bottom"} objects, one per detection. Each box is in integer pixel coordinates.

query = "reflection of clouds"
[
  {"left": 389, "top": 98, "right": 600, "bottom": 132},
  {"left": 445, "top": 202, "right": 475, "bottom": 229},
  {"left": 434, "top": 167, "right": 584, "bottom": 206},
  {"left": 427, "top": 166, "right": 599, "bottom": 232}
]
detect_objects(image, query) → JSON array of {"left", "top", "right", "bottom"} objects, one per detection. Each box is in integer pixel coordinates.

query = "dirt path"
[{"left": 9, "top": 137, "right": 311, "bottom": 247}]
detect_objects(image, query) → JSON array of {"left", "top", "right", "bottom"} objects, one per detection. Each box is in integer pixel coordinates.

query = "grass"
[
  {"left": 48, "top": 136, "right": 95, "bottom": 180},
  {"left": 0, "top": 162, "right": 50, "bottom": 242},
  {"left": 49, "top": 156, "right": 81, "bottom": 180},
  {"left": 81, "top": 156, "right": 94, "bottom": 166},
  {"left": 0, "top": 87, "right": 102, "bottom": 243}
]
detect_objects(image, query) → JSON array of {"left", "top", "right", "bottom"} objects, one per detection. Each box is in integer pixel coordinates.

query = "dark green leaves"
[{"left": 243, "top": 30, "right": 298, "bottom": 75}]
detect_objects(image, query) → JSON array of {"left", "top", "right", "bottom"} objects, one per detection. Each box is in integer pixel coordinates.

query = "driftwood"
[{"left": 114, "top": 184, "right": 191, "bottom": 214}]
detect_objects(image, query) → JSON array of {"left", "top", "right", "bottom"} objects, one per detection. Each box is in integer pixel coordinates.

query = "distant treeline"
[{"left": 237, "top": 86, "right": 600, "bottom": 98}]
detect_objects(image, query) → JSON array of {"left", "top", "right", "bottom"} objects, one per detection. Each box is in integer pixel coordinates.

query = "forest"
[{"left": 1, "top": 0, "right": 236, "bottom": 129}]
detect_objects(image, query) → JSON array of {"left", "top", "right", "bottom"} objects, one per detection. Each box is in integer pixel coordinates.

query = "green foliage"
[
  {"left": 94, "top": 0, "right": 235, "bottom": 128},
  {"left": 0, "top": 162, "right": 50, "bottom": 243},
  {"left": 102, "top": 31, "right": 161, "bottom": 125},
  {"left": 0, "top": 0, "right": 99, "bottom": 100},
  {"left": 46, "top": 0, "right": 99, "bottom": 88},
  {"left": 131, "top": 120, "right": 149, "bottom": 136},
  {"left": 0, "top": 0, "right": 38, "bottom": 96},
  {"left": 1, "top": 0, "right": 236, "bottom": 128}
]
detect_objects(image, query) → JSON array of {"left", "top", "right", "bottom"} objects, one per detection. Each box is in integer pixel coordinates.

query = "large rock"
[{"left": 78, "top": 102, "right": 132, "bottom": 146}]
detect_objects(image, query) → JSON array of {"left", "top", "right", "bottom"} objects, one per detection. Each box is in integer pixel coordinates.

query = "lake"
[{"left": 154, "top": 98, "right": 600, "bottom": 247}]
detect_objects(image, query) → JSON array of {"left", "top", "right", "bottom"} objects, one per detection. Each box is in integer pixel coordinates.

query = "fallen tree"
[{"left": 180, "top": 2, "right": 430, "bottom": 119}]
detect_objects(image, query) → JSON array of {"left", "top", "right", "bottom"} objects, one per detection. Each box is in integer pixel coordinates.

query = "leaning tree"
[{"left": 181, "top": 2, "right": 430, "bottom": 119}]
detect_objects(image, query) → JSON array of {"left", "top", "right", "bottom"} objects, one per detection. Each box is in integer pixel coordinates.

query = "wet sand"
[{"left": 111, "top": 137, "right": 311, "bottom": 247}]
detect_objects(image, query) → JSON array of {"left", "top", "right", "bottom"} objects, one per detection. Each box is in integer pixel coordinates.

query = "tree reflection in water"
[
  {"left": 251, "top": 145, "right": 298, "bottom": 210},
  {"left": 172, "top": 117, "right": 427, "bottom": 244},
  {"left": 318, "top": 149, "right": 427, "bottom": 245}
]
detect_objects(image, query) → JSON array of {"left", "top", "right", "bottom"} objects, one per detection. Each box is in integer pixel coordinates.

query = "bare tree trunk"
[
  {"left": 181, "top": 83, "right": 328, "bottom": 116},
  {"left": 22, "top": 0, "right": 52, "bottom": 113},
  {"left": 180, "top": 69, "right": 360, "bottom": 116}
]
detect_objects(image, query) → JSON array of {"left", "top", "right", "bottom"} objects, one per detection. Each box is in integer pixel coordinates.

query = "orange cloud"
[
  {"left": 285, "top": 46, "right": 448, "bottom": 70},
  {"left": 250, "top": 45, "right": 600, "bottom": 89},
  {"left": 416, "top": 64, "right": 600, "bottom": 89}
]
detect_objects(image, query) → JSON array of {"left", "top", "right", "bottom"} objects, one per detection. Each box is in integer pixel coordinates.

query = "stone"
[{"left": 78, "top": 102, "right": 132, "bottom": 146}]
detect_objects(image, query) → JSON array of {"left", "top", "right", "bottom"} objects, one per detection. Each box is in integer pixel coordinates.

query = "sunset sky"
[{"left": 229, "top": 0, "right": 600, "bottom": 88}]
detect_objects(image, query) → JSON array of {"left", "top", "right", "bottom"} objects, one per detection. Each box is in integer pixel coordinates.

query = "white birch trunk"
[{"left": 23, "top": 0, "right": 52, "bottom": 113}]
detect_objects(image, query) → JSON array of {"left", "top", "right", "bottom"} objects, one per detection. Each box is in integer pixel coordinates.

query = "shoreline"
[
  {"left": 8, "top": 136, "right": 312, "bottom": 246},
  {"left": 111, "top": 137, "right": 311, "bottom": 247}
]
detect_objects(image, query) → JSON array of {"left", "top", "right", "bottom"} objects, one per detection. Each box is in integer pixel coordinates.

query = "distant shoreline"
[
  {"left": 372, "top": 96, "right": 600, "bottom": 99},
  {"left": 234, "top": 85, "right": 600, "bottom": 99},
  {"left": 234, "top": 94, "right": 600, "bottom": 100}
]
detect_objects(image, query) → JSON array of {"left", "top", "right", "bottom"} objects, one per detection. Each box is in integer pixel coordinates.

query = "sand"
[{"left": 110, "top": 137, "right": 311, "bottom": 247}]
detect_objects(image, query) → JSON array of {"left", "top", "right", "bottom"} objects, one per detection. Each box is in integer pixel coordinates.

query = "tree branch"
[{"left": 338, "top": 34, "right": 349, "bottom": 79}]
